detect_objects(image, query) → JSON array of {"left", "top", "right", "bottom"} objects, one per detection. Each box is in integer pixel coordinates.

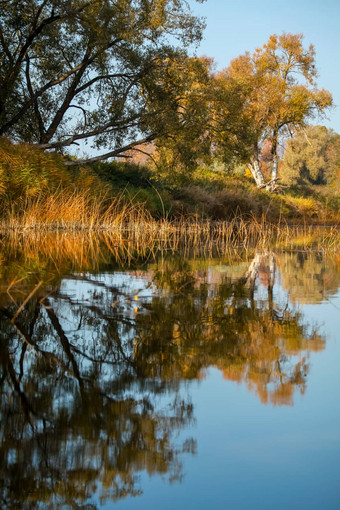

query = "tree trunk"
[
  {"left": 271, "top": 153, "right": 278, "bottom": 182},
  {"left": 249, "top": 158, "right": 266, "bottom": 188},
  {"left": 268, "top": 132, "right": 279, "bottom": 191},
  {"left": 248, "top": 144, "right": 266, "bottom": 187}
]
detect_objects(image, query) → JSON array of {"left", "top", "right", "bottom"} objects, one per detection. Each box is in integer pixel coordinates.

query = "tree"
[
  {"left": 0, "top": 0, "right": 206, "bottom": 163},
  {"left": 205, "top": 68, "right": 256, "bottom": 171},
  {"left": 221, "top": 33, "right": 332, "bottom": 189},
  {"left": 154, "top": 60, "right": 258, "bottom": 176},
  {"left": 281, "top": 125, "right": 340, "bottom": 185},
  {"left": 140, "top": 54, "right": 213, "bottom": 172}
]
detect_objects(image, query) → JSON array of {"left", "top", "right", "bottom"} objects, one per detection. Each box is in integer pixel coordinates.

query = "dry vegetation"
[
  {"left": 0, "top": 138, "right": 339, "bottom": 243},
  {"left": 0, "top": 189, "right": 152, "bottom": 231},
  {"left": 1, "top": 218, "right": 339, "bottom": 264},
  {"left": 0, "top": 225, "right": 338, "bottom": 312}
]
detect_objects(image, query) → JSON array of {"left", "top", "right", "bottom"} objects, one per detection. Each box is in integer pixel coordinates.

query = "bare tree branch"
[{"left": 64, "top": 134, "right": 157, "bottom": 165}]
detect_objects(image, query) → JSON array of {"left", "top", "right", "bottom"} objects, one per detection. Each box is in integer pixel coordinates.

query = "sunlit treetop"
[{"left": 217, "top": 33, "right": 332, "bottom": 189}]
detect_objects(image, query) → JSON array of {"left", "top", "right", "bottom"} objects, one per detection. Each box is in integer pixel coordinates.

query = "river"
[{"left": 0, "top": 232, "right": 339, "bottom": 509}]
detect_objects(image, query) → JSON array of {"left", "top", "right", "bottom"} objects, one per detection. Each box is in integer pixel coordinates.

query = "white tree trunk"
[
  {"left": 271, "top": 154, "right": 278, "bottom": 181},
  {"left": 249, "top": 158, "right": 266, "bottom": 188}
]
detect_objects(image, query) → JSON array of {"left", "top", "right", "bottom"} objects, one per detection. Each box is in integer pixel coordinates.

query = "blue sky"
[{"left": 189, "top": 0, "right": 340, "bottom": 132}]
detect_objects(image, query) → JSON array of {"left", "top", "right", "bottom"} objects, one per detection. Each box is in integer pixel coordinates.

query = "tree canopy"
[
  {"left": 281, "top": 125, "right": 340, "bottom": 185},
  {"left": 0, "top": 0, "right": 207, "bottom": 162},
  {"left": 218, "top": 33, "right": 332, "bottom": 189},
  {"left": 0, "top": 4, "right": 335, "bottom": 185}
]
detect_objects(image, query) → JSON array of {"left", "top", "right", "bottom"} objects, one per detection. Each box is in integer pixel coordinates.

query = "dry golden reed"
[
  {"left": 1, "top": 214, "right": 339, "bottom": 263},
  {"left": 0, "top": 189, "right": 153, "bottom": 231}
]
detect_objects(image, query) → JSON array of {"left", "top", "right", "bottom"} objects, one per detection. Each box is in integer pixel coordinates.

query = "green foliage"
[
  {"left": 0, "top": 0, "right": 206, "bottom": 161},
  {"left": 281, "top": 125, "right": 340, "bottom": 185},
  {"left": 149, "top": 55, "right": 215, "bottom": 171},
  {"left": 90, "top": 160, "right": 172, "bottom": 216},
  {"left": 152, "top": 56, "right": 258, "bottom": 174},
  {"left": 165, "top": 165, "right": 339, "bottom": 222},
  {"left": 128, "top": 187, "right": 172, "bottom": 217},
  {"left": 91, "top": 160, "right": 155, "bottom": 189}
]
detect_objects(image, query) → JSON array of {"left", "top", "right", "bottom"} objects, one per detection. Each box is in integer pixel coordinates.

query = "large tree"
[
  {"left": 152, "top": 59, "right": 257, "bottom": 176},
  {"left": 0, "top": 0, "right": 206, "bottom": 163},
  {"left": 220, "top": 33, "right": 332, "bottom": 189}
]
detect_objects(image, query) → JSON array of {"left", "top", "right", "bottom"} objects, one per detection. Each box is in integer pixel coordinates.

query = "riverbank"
[{"left": 0, "top": 138, "right": 339, "bottom": 229}]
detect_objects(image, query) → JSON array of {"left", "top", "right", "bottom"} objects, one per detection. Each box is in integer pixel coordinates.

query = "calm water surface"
[{"left": 0, "top": 234, "right": 339, "bottom": 509}]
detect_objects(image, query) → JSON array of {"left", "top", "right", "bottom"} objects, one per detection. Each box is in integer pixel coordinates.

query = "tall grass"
[
  {"left": 0, "top": 188, "right": 154, "bottom": 231},
  {"left": 2, "top": 215, "right": 339, "bottom": 258}
]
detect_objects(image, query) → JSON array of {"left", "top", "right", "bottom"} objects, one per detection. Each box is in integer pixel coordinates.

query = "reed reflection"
[{"left": 0, "top": 232, "right": 338, "bottom": 508}]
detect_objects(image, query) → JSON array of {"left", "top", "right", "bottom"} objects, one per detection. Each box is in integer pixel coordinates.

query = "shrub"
[
  {"left": 0, "top": 138, "right": 112, "bottom": 215},
  {"left": 0, "top": 138, "right": 70, "bottom": 205},
  {"left": 90, "top": 160, "right": 154, "bottom": 189}
]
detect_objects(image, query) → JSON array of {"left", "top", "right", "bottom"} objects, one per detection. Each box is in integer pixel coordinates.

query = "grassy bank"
[{"left": 0, "top": 138, "right": 339, "bottom": 230}]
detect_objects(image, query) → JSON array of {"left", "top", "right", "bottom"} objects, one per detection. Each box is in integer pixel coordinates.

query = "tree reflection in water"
[{"left": 0, "top": 233, "right": 338, "bottom": 509}]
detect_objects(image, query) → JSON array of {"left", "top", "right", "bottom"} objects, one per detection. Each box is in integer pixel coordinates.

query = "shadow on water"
[{"left": 0, "top": 231, "right": 339, "bottom": 508}]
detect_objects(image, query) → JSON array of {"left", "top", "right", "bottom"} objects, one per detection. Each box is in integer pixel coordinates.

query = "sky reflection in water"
[{"left": 0, "top": 234, "right": 339, "bottom": 509}]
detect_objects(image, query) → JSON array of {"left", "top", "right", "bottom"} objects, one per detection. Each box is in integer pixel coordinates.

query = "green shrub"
[{"left": 90, "top": 161, "right": 154, "bottom": 189}]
